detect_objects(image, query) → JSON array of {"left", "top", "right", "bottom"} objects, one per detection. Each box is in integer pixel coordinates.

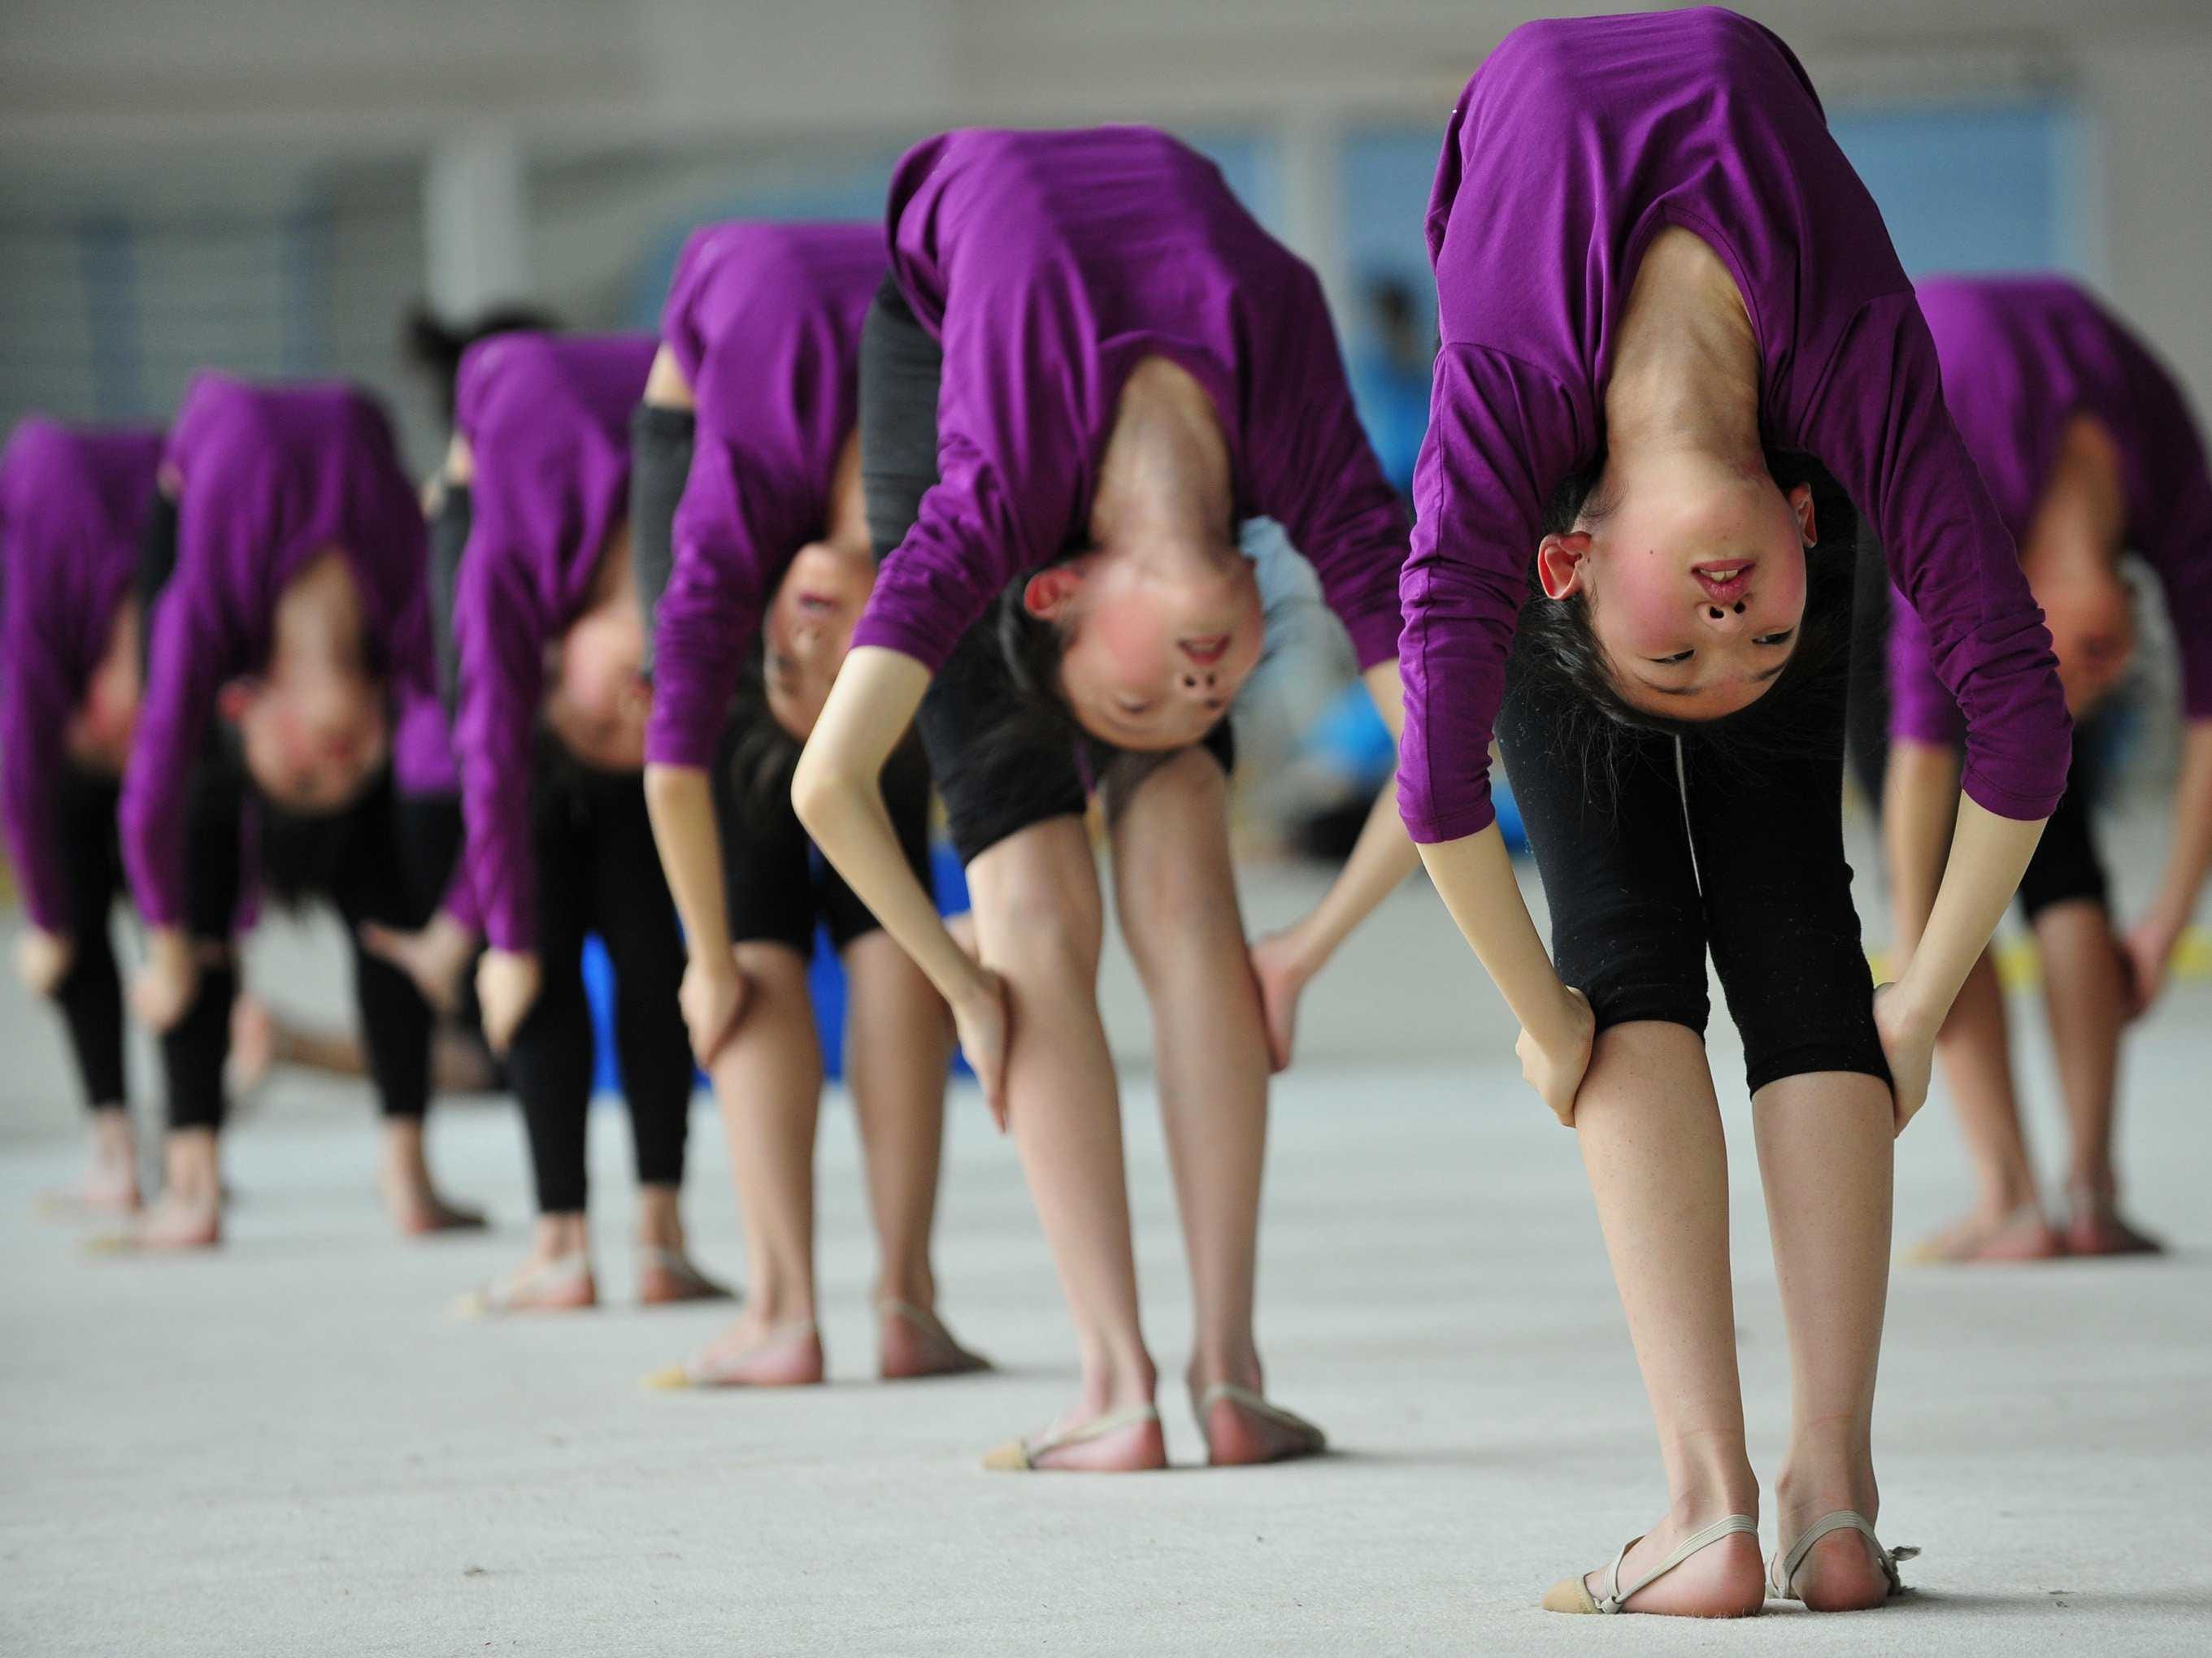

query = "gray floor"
[{"left": 3, "top": 844, "right": 2210, "bottom": 1656}]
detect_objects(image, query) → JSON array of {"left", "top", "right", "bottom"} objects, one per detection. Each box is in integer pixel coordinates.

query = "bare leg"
[
  {"left": 1909, "top": 948, "right": 2057, "bottom": 1261},
  {"left": 1562, "top": 1022, "right": 1764, "bottom": 1617},
  {"left": 120, "top": 1128, "right": 222, "bottom": 1251},
  {"left": 1754, "top": 1069, "right": 1898, "bottom": 1610},
  {"left": 841, "top": 931, "right": 985, "bottom": 1377},
  {"left": 966, "top": 818, "right": 1163, "bottom": 1469},
  {"left": 673, "top": 943, "right": 825, "bottom": 1385},
  {"left": 79, "top": 1108, "right": 139, "bottom": 1212},
  {"left": 1107, "top": 750, "right": 1306, "bottom": 1463},
  {"left": 2034, "top": 901, "right": 2158, "bottom": 1253}
]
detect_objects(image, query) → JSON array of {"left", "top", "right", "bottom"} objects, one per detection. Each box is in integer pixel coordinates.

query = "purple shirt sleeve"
[
  {"left": 847, "top": 266, "right": 1087, "bottom": 671},
  {"left": 452, "top": 537, "right": 546, "bottom": 951},
  {"left": 120, "top": 509, "right": 235, "bottom": 929},
  {"left": 1, "top": 568, "right": 78, "bottom": 931},
  {"left": 1247, "top": 271, "right": 1411, "bottom": 671},
  {"left": 1811, "top": 295, "right": 2069, "bottom": 820},
  {"left": 1396, "top": 345, "right": 1586, "bottom": 843}
]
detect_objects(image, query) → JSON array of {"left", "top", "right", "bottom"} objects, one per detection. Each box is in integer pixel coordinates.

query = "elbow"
[{"left": 790, "top": 743, "right": 860, "bottom": 841}]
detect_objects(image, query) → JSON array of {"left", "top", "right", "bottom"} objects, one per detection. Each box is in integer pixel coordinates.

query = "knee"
[{"left": 977, "top": 881, "right": 1101, "bottom": 990}]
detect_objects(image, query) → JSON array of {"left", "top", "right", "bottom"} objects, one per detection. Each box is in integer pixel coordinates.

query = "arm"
[
  {"left": 1, "top": 578, "right": 77, "bottom": 942},
  {"left": 793, "top": 647, "right": 1009, "bottom": 1116},
  {"left": 2127, "top": 718, "right": 2212, "bottom": 1013},
  {"left": 1249, "top": 661, "right": 1422, "bottom": 1069},
  {"left": 1880, "top": 739, "right": 1962, "bottom": 965},
  {"left": 1876, "top": 799, "right": 2046, "bottom": 1128},
  {"left": 644, "top": 762, "right": 748, "bottom": 1066}
]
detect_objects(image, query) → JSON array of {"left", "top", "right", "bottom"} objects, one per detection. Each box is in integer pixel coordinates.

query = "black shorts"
[
  {"left": 714, "top": 712, "right": 934, "bottom": 955},
  {"left": 1499, "top": 563, "right": 1888, "bottom": 1096},
  {"left": 857, "top": 272, "right": 1233, "bottom": 866},
  {"left": 1845, "top": 556, "right": 2108, "bottom": 921}
]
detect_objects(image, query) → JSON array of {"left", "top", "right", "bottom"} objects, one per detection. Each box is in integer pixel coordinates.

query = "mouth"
[
  {"left": 1690, "top": 560, "right": 1755, "bottom": 604},
  {"left": 1180, "top": 633, "right": 1231, "bottom": 666}
]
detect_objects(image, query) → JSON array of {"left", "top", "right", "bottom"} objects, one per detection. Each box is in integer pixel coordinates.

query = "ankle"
[
  {"left": 163, "top": 1130, "right": 220, "bottom": 1202},
  {"left": 1187, "top": 1343, "right": 1262, "bottom": 1399},
  {"left": 873, "top": 1264, "right": 936, "bottom": 1313},
  {"left": 1775, "top": 1452, "right": 1877, "bottom": 1527},
  {"left": 634, "top": 1187, "right": 684, "bottom": 1251},
  {"left": 379, "top": 1118, "right": 429, "bottom": 1182},
  {"left": 1662, "top": 1442, "right": 1759, "bottom": 1526},
  {"left": 744, "top": 1269, "right": 815, "bottom": 1328},
  {"left": 1077, "top": 1347, "right": 1157, "bottom": 1413},
  {"left": 533, "top": 1214, "right": 589, "bottom": 1261},
  {"left": 89, "top": 1109, "right": 135, "bottom": 1165}
]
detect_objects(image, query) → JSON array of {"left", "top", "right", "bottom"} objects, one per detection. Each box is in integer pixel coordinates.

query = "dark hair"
[
  {"left": 404, "top": 302, "right": 563, "bottom": 427},
  {"left": 1508, "top": 446, "right": 1861, "bottom": 788}
]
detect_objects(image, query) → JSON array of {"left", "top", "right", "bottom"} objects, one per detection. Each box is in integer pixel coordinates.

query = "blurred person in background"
[
  {"left": 3, "top": 420, "right": 167, "bottom": 1211},
  {"left": 1400, "top": 9, "right": 2070, "bottom": 1616},
  {"left": 400, "top": 330, "right": 731, "bottom": 1315},
  {"left": 1351, "top": 275, "right": 1433, "bottom": 511},
  {"left": 116, "top": 375, "right": 485, "bottom": 1248},
  {"left": 1859, "top": 275, "right": 2212, "bottom": 1261},
  {"left": 794, "top": 126, "right": 1420, "bottom": 1469},
  {"left": 635, "top": 222, "right": 987, "bottom": 1387}
]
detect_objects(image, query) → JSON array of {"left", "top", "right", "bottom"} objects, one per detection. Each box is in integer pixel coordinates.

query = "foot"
[
  {"left": 1901, "top": 1200, "right": 2063, "bottom": 1264},
  {"left": 1545, "top": 1514, "right": 1765, "bottom": 1618},
  {"left": 643, "top": 1314, "right": 824, "bottom": 1389},
  {"left": 1194, "top": 1382, "right": 1327, "bottom": 1467},
  {"left": 381, "top": 1178, "right": 488, "bottom": 1237},
  {"left": 1771, "top": 1510, "right": 1910, "bottom": 1612},
  {"left": 635, "top": 1246, "right": 737, "bottom": 1306},
  {"left": 2062, "top": 1189, "right": 2164, "bottom": 1257},
  {"left": 89, "top": 1191, "right": 220, "bottom": 1252},
  {"left": 454, "top": 1252, "right": 596, "bottom": 1318},
  {"left": 877, "top": 1300, "right": 993, "bottom": 1381},
  {"left": 980, "top": 1404, "right": 1167, "bottom": 1473}
]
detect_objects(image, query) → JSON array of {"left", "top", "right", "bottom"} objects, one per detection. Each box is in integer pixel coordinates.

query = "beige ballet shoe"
[
  {"left": 641, "top": 1318, "right": 822, "bottom": 1390},
  {"left": 1543, "top": 1514, "right": 1761, "bottom": 1615},
  {"left": 1767, "top": 1510, "right": 1917, "bottom": 1604},
  {"left": 980, "top": 1405, "right": 1163, "bottom": 1472},
  {"left": 1194, "top": 1382, "right": 1328, "bottom": 1465},
  {"left": 452, "top": 1252, "right": 596, "bottom": 1319},
  {"left": 876, "top": 1300, "right": 993, "bottom": 1380}
]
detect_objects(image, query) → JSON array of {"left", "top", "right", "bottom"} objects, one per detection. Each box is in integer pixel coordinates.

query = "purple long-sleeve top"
[
  {"left": 1399, "top": 7, "right": 2069, "bottom": 843},
  {"left": 645, "top": 221, "right": 884, "bottom": 770},
  {"left": 1890, "top": 275, "right": 2212, "bottom": 743},
  {"left": 848, "top": 126, "right": 1408, "bottom": 678},
  {"left": 1, "top": 420, "right": 163, "bottom": 931},
  {"left": 453, "top": 332, "right": 655, "bottom": 953},
  {"left": 119, "top": 375, "right": 458, "bottom": 930}
]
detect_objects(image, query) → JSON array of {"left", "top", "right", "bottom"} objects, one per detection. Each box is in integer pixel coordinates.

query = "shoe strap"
[
  {"left": 1024, "top": 1404, "right": 1160, "bottom": 1462},
  {"left": 1598, "top": 1514, "right": 1759, "bottom": 1614},
  {"left": 1771, "top": 1510, "right": 1915, "bottom": 1600}
]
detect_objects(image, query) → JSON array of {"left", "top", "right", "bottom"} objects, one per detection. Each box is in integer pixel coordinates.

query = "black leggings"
[
  {"left": 1845, "top": 554, "right": 2109, "bottom": 920},
  {"left": 1498, "top": 614, "right": 1888, "bottom": 1096},
  {"left": 254, "top": 768, "right": 466, "bottom": 1122},
  {"left": 500, "top": 740, "right": 693, "bottom": 1216},
  {"left": 46, "top": 762, "right": 241, "bottom": 1131}
]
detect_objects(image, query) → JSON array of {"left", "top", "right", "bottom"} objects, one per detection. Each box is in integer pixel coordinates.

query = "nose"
[{"left": 1697, "top": 598, "right": 1751, "bottom": 632}]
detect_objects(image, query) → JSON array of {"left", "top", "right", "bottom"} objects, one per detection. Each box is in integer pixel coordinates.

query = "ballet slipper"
[
  {"left": 453, "top": 1252, "right": 596, "bottom": 1318},
  {"left": 876, "top": 1300, "right": 993, "bottom": 1380},
  {"left": 86, "top": 1194, "right": 219, "bottom": 1253},
  {"left": 1194, "top": 1382, "right": 1327, "bottom": 1466},
  {"left": 634, "top": 1246, "right": 736, "bottom": 1306},
  {"left": 642, "top": 1319, "right": 824, "bottom": 1390},
  {"left": 1767, "top": 1510, "right": 1917, "bottom": 1608},
  {"left": 1545, "top": 1515, "right": 1762, "bottom": 1616},
  {"left": 980, "top": 1404, "right": 1166, "bottom": 1473}
]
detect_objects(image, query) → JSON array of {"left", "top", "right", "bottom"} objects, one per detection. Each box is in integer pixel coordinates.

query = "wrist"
[{"left": 1519, "top": 981, "right": 1583, "bottom": 1047}]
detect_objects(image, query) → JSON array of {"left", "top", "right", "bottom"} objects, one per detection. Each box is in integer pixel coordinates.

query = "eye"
[
  {"left": 1115, "top": 697, "right": 1154, "bottom": 717},
  {"left": 1650, "top": 650, "right": 1694, "bottom": 666},
  {"left": 1754, "top": 630, "right": 1795, "bottom": 648}
]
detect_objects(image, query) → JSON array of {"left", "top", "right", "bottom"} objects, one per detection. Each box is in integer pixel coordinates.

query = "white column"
[
  {"left": 1277, "top": 110, "right": 1349, "bottom": 330},
  {"left": 423, "top": 126, "right": 530, "bottom": 318}
]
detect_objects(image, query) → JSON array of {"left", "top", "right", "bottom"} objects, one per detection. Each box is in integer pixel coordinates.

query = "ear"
[
  {"left": 215, "top": 680, "right": 256, "bottom": 725},
  {"left": 1788, "top": 482, "right": 1818, "bottom": 548},
  {"left": 1536, "top": 532, "right": 1592, "bottom": 601},
  {"left": 1022, "top": 564, "right": 1084, "bottom": 621}
]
